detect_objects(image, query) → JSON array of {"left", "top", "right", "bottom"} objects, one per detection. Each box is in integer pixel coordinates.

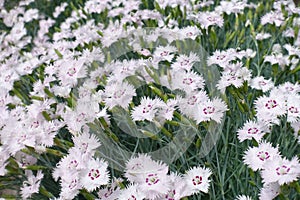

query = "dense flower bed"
[{"left": 0, "top": 0, "right": 300, "bottom": 199}]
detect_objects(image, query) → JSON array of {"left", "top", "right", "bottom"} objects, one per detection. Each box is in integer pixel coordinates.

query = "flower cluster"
[
  {"left": 239, "top": 82, "right": 300, "bottom": 199},
  {"left": 52, "top": 131, "right": 109, "bottom": 199},
  {"left": 97, "top": 154, "right": 211, "bottom": 199},
  {"left": 0, "top": 0, "right": 299, "bottom": 199}
]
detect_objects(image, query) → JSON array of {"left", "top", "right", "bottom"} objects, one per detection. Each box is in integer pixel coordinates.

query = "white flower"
[
  {"left": 57, "top": 58, "right": 87, "bottom": 87},
  {"left": 59, "top": 172, "right": 81, "bottom": 200},
  {"left": 261, "top": 156, "right": 300, "bottom": 185},
  {"left": 278, "top": 82, "right": 300, "bottom": 95},
  {"left": 63, "top": 99, "right": 99, "bottom": 132},
  {"left": 193, "top": 98, "right": 228, "bottom": 123},
  {"left": 125, "top": 154, "right": 170, "bottom": 199},
  {"left": 137, "top": 48, "right": 152, "bottom": 57},
  {"left": 84, "top": 0, "right": 111, "bottom": 14},
  {"left": 153, "top": 45, "right": 177, "bottom": 62},
  {"left": 179, "top": 26, "right": 201, "bottom": 40},
  {"left": 171, "top": 53, "right": 200, "bottom": 72},
  {"left": 156, "top": 99, "right": 178, "bottom": 121},
  {"left": 255, "top": 33, "right": 272, "bottom": 40},
  {"left": 196, "top": 11, "right": 224, "bottom": 29},
  {"left": 264, "top": 53, "right": 290, "bottom": 68},
  {"left": 97, "top": 178, "right": 122, "bottom": 199},
  {"left": 125, "top": 154, "right": 169, "bottom": 183},
  {"left": 286, "top": 94, "right": 300, "bottom": 123},
  {"left": 0, "top": 68, "right": 19, "bottom": 91},
  {"left": 207, "top": 49, "right": 235, "bottom": 68},
  {"left": 52, "top": 149, "right": 86, "bottom": 181},
  {"left": 183, "top": 166, "right": 212, "bottom": 195},
  {"left": 53, "top": 3, "right": 68, "bottom": 18},
  {"left": 2, "top": 122, "right": 36, "bottom": 155},
  {"left": 177, "top": 90, "right": 209, "bottom": 119},
  {"left": 80, "top": 158, "right": 110, "bottom": 192},
  {"left": 237, "top": 120, "right": 269, "bottom": 142},
  {"left": 217, "top": 66, "right": 251, "bottom": 93},
  {"left": 131, "top": 97, "right": 164, "bottom": 121},
  {"left": 0, "top": 147, "right": 9, "bottom": 176},
  {"left": 103, "top": 81, "right": 136, "bottom": 109},
  {"left": 139, "top": 172, "right": 170, "bottom": 199},
  {"left": 108, "top": 60, "right": 140, "bottom": 81},
  {"left": 119, "top": 184, "right": 146, "bottom": 200},
  {"left": 259, "top": 182, "right": 280, "bottom": 200},
  {"left": 283, "top": 44, "right": 300, "bottom": 56},
  {"left": 170, "top": 70, "right": 205, "bottom": 93},
  {"left": 6, "top": 22, "right": 27, "bottom": 43},
  {"left": 216, "top": 0, "right": 248, "bottom": 15},
  {"left": 235, "top": 195, "right": 253, "bottom": 200},
  {"left": 249, "top": 76, "right": 274, "bottom": 92},
  {"left": 72, "top": 131, "right": 101, "bottom": 156},
  {"left": 155, "top": 173, "right": 187, "bottom": 200},
  {"left": 20, "top": 170, "right": 44, "bottom": 199},
  {"left": 254, "top": 92, "right": 286, "bottom": 124},
  {"left": 22, "top": 8, "right": 39, "bottom": 22},
  {"left": 15, "top": 151, "right": 37, "bottom": 168},
  {"left": 283, "top": 28, "right": 295, "bottom": 38},
  {"left": 261, "top": 11, "right": 285, "bottom": 27},
  {"left": 243, "top": 141, "right": 280, "bottom": 171},
  {"left": 194, "top": 0, "right": 214, "bottom": 8}
]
